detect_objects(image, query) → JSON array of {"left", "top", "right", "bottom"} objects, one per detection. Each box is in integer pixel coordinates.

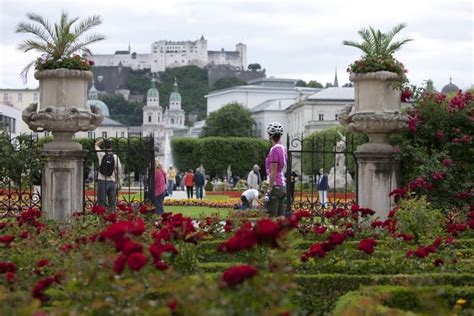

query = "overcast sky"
[{"left": 1, "top": 0, "right": 473, "bottom": 90}]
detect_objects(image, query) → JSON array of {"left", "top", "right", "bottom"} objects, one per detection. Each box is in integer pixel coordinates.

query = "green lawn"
[{"left": 163, "top": 206, "right": 233, "bottom": 219}]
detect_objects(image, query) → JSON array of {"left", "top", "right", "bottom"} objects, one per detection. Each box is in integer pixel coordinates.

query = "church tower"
[
  {"left": 142, "top": 79, "right": 163, "bottom": 133},
  {"left": 165, "top": 78, "right": 185, "bottom": 128},
  {"left": 333, "top": 68, "right": 339, "bottom": 87}
]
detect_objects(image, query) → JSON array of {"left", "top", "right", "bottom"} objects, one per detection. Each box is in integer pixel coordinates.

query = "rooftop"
[
  {"left": 307, "top": 87, "right": 354, "bottom": 101},
  {"left": 205, "top": 85, "right": 319, "bottom": 98},
  {"left": 251, "top": 99, "right": 295, "bottom": 112}
]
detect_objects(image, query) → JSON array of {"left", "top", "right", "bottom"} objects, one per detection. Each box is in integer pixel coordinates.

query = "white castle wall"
[{"left": 92, "top": 38, "right": 244, "bottom": 72}]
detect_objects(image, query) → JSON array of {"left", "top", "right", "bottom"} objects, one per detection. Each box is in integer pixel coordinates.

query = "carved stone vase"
[
  {"left": 340, "top": 71, "right": 407, "bottom": 218},
  {"left": 22, "top": 68, "right": 103, "bottom": 221},
  {"left": 23, "top": 69, "right": 103, "bottom": 150}
]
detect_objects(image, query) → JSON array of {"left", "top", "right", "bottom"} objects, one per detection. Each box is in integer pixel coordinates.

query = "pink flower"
[{"left": 443, "top": 159, "right": 453, "bottom": 167}]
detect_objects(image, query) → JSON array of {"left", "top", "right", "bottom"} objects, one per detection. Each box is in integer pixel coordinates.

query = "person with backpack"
[
  {"left": 183, "top": 170, "right": 194, "bottom": 199},
  {"left": 95, "top": 139, "right": 122, "bottom": 210}
]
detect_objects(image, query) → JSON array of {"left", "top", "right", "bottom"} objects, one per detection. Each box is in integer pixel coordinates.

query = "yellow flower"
[{"left": 456, "top": 299, "right": 466, "bottom": 305}]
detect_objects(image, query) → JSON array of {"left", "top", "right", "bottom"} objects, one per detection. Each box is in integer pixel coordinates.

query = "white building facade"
[
  {"left": 0, "top": 103, "right": 22, "bottom": 137},
  {"left": 92, "top": 37, "right": 247, "bottom": 72},
  {"left": 0, "top": 88, "right": 40, "bottom": 134}
]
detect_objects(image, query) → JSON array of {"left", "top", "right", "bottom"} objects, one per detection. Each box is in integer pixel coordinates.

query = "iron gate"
[
  {"left": 286, "top": 132, "right": 358, "bottom": 214},
  {"left": 83, "top": 135, "right": 155, "bottom": 211}
]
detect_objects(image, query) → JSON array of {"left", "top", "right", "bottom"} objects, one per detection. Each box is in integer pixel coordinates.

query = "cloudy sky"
[{"left": 1, "top": 0, "right": 472, "bottom": 90}]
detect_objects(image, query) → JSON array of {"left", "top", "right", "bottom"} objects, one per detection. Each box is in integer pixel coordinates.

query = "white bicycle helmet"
[{"left": 266, "top": 122, "right": 284, "bottom": 136}]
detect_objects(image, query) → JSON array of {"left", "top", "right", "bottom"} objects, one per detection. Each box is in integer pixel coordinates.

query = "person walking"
[
  {"left": 184, "top": 169, "right": 194, "bottom": 199},
  {"left": 154, "top": 161, "right": 167, "bottom": 215},
  {"left": 175, "top": 172, "right": 182, "bottom": 191},
  {"left": 95, "top": 139, "right": 122, "bottom": 210},
  {"left": 247, "top": 164, "right": 262, "bottom": 189},
  {"left": 317, "top": 168, "right": 329, "bottom": 208},
  {"left": 194, "top": 167, "right": 205, "bottom": 200},
  {"left": 263, "top": 122, "right": 288, "bottom": 217},
  {"left": 166, "top": 166, "right": 176, "bottom": 196}
]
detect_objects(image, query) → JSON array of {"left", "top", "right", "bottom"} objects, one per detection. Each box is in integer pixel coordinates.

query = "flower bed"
[
  {"left": 206, "top": 191, "right": 243, "bottom": 198},
  {"left": 164, "top": 198, "right": 239, "bottom": 208},
  {"left": 1, "top": 197, "right": 473, "bottom": 314}
]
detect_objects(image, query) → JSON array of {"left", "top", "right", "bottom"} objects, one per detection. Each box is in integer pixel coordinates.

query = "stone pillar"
[
  {"left": 339, "top": 71, "right": 407, "bottom": 218},
  {"left": 356, "top": 150, "right": 400, "bottom": 218},
  {"left": 41, "top": 150, "right": 86, "bottom": 222}
]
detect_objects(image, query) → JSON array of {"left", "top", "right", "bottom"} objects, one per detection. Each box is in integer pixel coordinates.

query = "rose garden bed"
[{"left": 1, "top": 199, "right": 474, "bottom": 315}]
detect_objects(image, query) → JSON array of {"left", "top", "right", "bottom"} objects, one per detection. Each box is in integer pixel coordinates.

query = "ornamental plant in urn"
[
  {"left": 17, "top": 12, "right": 105, "bottom": 150},
  {"left": 340, "top": 23, "right": 412, "bottom": 151}
]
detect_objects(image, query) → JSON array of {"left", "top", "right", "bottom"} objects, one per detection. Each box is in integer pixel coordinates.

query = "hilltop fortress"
[{"left": 92, "top": 36, "right": 247, "bottom": 72}]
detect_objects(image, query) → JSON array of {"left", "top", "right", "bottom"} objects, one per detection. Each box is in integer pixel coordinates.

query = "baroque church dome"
[
  {"left": 441, "top": 78, "right": 459, "bottom": 94},
  {"left": 147, "top": 79, "right": 159, "bottom": 98},
  {"left": 169, "top": 79, "right": 181, "bottom": 103}
]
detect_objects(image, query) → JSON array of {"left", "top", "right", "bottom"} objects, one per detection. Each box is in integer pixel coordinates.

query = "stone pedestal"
[
  {"left": 356, "top": 150, "right": 399, "bottom": 218},
  {"left": 41, "top": 150, "right": 86, "bottom": 222}
]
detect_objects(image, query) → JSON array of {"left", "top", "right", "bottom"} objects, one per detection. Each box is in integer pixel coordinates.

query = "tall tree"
[
  {"left": 308, "top": 80, "right": 323, "bottom": 88},
  {"left": 295, "top": 80, "right": 307, "bottom": 87},
  {"left": 201, "top": 103, "right": 255, "bottom": 137},
  {"left": 16, "top": 11, "right": 105, "bottom": 81},
  {"left": 248, "top": 63, "right": 262, "bottom": 71}
]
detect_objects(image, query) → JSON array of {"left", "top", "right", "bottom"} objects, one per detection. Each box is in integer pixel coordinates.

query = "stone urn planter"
[
  {"left": 340, "top": 71, "right": 407, "bottom": 152},
  {"left": 22, "top": 68, "right": 103, "bottom": 150},
  {"left": 339, "top": 71, "right": 407, "bottom": 218},
  {"left": 21, "top": 68, "right": 103, "bottom": 222}
]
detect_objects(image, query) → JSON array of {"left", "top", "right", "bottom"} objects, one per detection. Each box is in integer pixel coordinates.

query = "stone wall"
[{"left": 207, "top": 68, "right": 265, "bottom": 87}]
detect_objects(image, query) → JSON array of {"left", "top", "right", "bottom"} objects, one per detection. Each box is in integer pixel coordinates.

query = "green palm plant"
[
  {"left": 16, "top": 12, "right": 105, "bottom": 82},
  {"left": 343, "top": 23, "right": 412, "bottom": 58}
]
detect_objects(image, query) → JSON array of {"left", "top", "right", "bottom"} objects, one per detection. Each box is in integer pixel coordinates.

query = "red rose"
[
  {"left": 127, "top": 252, "right": 148, "bottom": 271},
  {"left": 255, "top": 218, "right": 282, "bottom": 241},
  {"left": 0, "top": 223, "right": 7, "bottom": 230},
  {"left": 32, "top": 276, "right": 55, "bottom": 301},
  {"left": 0, "top": 261, "right": 17, "bottom": 273},
  {"left": 415, "top": 247, "right": 428, "bottom": 258},
  {"left": 357, "top": 239, "right": 377, "bottom": 254},
  {"left": 123, "top": 240, "right": 143, "bottom": 256},
  {"left": 154, "top": 260, "right": 169, "bottom": 270},
  {"left": 131, "top": 218, "right": 146, "bottom": 236},
  {"left": 424, "top": 245, "right": 436, "bottom": 254},
  {"left": 221, "top": 264, "right": 258, "bottom": 287},
  {"left": 6, "top": 271, "right": 15, "bottom": 283},
  {"left": 88, "top": 60, "right": 95, "bottom": 66},
  {"left": 0, "top": 235, "right": 15, "bottom": 244},
  {"left": 36, "top": 259, "right": 49, "bottom": 268},
  {"left": 167, "top": 299, "right": 178, "bottom": 311},
  {"left": 433, "top": 236, "right": 442, "bottom": 248},
  {"left": 309, "top": 243, "right": 326, "bottom": 258},
  {"left": 113, "top": 254, "right": 127, "bottom": 274},
  {"left": 91, "top": 205, "right": 106, "bottom": 215},
  {"left": 313, "top": 226, "right": 327, "bottom": 234},
  {"left": 443, "top": 159, "right": 453, "bottom": 167},
  {"left": 328, "top": 232, "right": 345, "bottom": 246}
]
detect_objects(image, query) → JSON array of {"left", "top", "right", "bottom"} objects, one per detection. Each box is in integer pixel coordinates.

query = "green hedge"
[
  {"left": 294, "top": 273, "right": 474, "bottom": 315},
  {"left": 333, "top": 285, "right": 474, "bottom": 315},
  {"left": 171, "top": 137, "right": 270, "bottom": 177}
]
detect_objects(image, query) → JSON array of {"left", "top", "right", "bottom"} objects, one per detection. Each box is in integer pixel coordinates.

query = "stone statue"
[{"left": 335, "top": 131, "right": 346, "bottom": 169}]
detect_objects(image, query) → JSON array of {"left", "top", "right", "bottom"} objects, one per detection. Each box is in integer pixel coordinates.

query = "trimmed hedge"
[
  {"left": 171, "top": 137, "right": 270, "bottom": 177},
  {"left": 294, "top": 273, "right": 474, "bottom": 315},
  {"left": 333, "top": 285, "right": 474, "bottom": 315}
]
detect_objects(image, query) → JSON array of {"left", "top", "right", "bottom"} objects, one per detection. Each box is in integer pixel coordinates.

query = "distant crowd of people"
[{"left": 95, "top": 121, "right": 307, "bottom": 218}]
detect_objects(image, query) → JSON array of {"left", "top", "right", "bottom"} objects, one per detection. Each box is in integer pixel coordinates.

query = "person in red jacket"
[
  {"left": 183, "top": 169, "right": 194, "bottom": 199},
  {"left": 154, "top": 160, "right": 167, "bottom": 215}
]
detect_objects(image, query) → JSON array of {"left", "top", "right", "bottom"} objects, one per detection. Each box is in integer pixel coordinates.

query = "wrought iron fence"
[
  {"left": 0, "top": 133, "right": 43, "bottom": 217},
  {"left": 82, "top": 134, "right": 155, "bottom": 211},
  {"left": 286, "top": 133, "right": 358, "bottom": 214}
]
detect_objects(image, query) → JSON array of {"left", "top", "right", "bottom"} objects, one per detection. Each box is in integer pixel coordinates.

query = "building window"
[
  {"left": 87, "top": 132, "right": 93, "bottom": 138},
  {"left": 102, "top": 132, "right": 107, "bottom": 138},
  {"left": 3, "top": 94, "right": 8, "bottom": 102},
  {"left": 0, "top": 115, "right": 16, "bottom": 134},
  {"left": 319, "top": 114, "right": 324, "bottom": 121},
  {"left": 335, "top": 114, "right": 339, "bottom": 121},
  {"left": 171, "top": 118, "right": 174, "bottom": 124},
  {"left": 148, "top": 116, "right": 152, "bottom": 122},
  {"left": 17, "top": 93, "right": 23, "bottom": 102},
  {"left": 33, "top": 93, "right": 38, "bottom": 102},
  {"left": 121, "top": 131, "right": 125, "bottom": 137}
]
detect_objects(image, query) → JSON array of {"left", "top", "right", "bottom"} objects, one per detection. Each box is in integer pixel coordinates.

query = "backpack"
[{"left": 99, "top": 153, "right": 115, "bottom": 177}]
